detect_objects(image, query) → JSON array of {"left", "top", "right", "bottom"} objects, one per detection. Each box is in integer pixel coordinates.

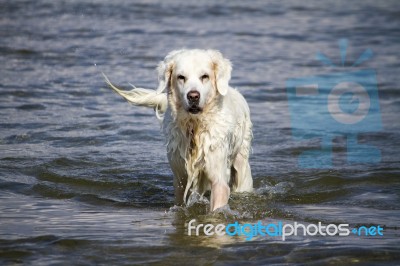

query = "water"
[{"left": 1, "top": 0, "right": 400, "bottom": 264}]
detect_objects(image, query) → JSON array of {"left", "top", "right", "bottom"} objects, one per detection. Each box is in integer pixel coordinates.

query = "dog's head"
[{"left": 156, "top": 49, "right": 232, "bottom": 115}]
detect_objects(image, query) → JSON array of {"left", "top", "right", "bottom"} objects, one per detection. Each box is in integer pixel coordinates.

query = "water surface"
[{"left": 1, "top": 0, "right": 400, "bottom": 265}]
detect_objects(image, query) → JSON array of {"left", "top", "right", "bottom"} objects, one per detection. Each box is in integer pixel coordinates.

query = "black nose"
[{"left": 187, "top": 91, "right": 200, "bottom": 104}]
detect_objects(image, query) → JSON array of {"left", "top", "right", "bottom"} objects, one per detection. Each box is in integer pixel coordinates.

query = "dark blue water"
[{"left": 1, "top": 0, "right": 400, "bottom": 264}]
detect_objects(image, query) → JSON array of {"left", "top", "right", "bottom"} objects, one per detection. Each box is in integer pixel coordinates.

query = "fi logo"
[{"left": 286, "top": 39, "right": 382, "bottom": 168}]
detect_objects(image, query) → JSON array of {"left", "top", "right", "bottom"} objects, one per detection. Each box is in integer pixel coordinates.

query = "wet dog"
[{"left": 104, "top": 49, "right": 253, "bottom": 211}]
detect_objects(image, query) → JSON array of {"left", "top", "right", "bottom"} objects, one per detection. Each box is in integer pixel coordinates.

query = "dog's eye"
[
  {"left": 177, "top": 75, "right": 186, "bottom": 82},
  {"left": 201, "top": 74, "right": 209, "bottom": 81}
]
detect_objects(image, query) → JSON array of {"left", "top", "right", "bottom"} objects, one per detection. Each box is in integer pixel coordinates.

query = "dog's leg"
[
  {"left": 210, "top": 181, "right": 230, "bottom": 211},
  {"left": 168, "top": 152, "right": 187, "bottom": 206},
  {"left": 232, "top": 153, "right": 253, "bottom": 192},
  {"left": 173, "top": 176, "right": 186, "bottom": 206},
  {"left": 204, "top": 149, "right": 231, "bottom": 211},
  {"left": 232, "top": 118, "right": 253, "bottom": 192}
]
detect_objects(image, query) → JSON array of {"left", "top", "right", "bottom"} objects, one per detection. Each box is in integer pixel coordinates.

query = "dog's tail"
[{"left": 102, "top": 73, "right": 168, "bottom": 120}]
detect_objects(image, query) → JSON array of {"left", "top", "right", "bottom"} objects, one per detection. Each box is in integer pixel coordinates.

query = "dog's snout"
[{"left": 187, "top": 91, "right": 200, "bottom": 104}]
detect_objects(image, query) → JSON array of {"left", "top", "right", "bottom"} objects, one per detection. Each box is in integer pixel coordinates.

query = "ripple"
[{"left": 16, "top": 104, "right": 46, "bottom": 111}]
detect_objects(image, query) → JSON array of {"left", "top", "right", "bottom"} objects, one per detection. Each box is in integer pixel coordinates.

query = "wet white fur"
[{"left": 104, "top": 49, "right": 253, "bottom": 211}]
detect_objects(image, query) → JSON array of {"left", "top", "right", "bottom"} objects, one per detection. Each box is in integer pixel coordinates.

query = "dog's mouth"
[{"left": 187, "top": 105, "right": 202, "bottom": 114}]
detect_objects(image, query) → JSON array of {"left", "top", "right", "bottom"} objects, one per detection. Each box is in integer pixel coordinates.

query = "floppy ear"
[
  {"left": 156, "top": 50, "right": 185, "bottom": 93},
  {"left": 207, "top": 50, "right": 232, "bottom": 96}
]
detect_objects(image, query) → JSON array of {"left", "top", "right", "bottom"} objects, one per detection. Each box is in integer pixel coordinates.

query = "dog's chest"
[
  {"left": 187, "top": 123, "right": 200, "bottom": 159},
  {"left": 165, "top": 116, "right": 233, "bottom": 168},
  {"left": 181, "top": 121, "right": 210, "bottom": 155}
]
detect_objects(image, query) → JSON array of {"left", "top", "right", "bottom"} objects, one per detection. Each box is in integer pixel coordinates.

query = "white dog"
[{"left": 104, "top": 49, "right": 253, "bottom": 211}]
